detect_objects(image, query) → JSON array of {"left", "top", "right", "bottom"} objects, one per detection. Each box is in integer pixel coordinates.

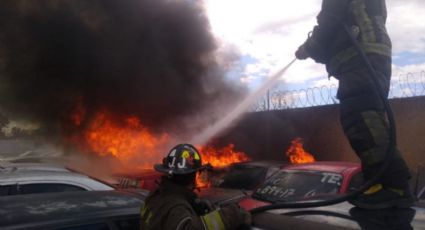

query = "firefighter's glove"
[
  {"left": 194, "top": 198, "right": 216, "bottom": 215},
  {"left": 217, "top": 203, "right": 251, "bottom": 229},
  {"left": 295, "top": 45, "right": 309, "bottom": 60}
]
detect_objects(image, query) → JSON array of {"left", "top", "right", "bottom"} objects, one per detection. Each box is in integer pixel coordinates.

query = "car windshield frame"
[{"left": 252, "top": 169, "right": 343, "bottom": 203}]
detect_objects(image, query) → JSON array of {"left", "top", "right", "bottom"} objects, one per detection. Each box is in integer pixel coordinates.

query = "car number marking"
[{"left": 320, "top": 173, "right": 342, "bottom": 186}]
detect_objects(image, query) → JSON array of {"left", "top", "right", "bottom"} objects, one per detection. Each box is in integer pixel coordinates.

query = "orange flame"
[
  {"left": 83, "top": 111, "right": 169, "bottom": 170},
  {"left": 70, "top": 105, "right": 249, "bottom": 187},
  {"left": 196, "top": 171, "right": 210, "bottom": 188},
  {"left": 198, "top": 144, "right": 250, "bottom": 167},
  {"left": 286, "top": 138, "right": 315, "bottom": 164},
  {"left": 196, "top": 144, "right": 250, "bottom": 188}
]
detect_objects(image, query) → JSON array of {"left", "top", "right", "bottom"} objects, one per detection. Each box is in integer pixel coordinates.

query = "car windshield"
[
  {"left": 213, "top": 164, "right": 267, "bottom": 190},
  {"left": 253, "top": 170, "right": 342, "bottom": 203}
]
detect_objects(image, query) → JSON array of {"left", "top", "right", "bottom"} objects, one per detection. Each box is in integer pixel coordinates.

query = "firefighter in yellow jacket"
[
  {"left": 140, "top": 143, "right": 251, "bottom": 229},
  {"left": 295, "top": 0, "right": 414, "bottom": 209}
]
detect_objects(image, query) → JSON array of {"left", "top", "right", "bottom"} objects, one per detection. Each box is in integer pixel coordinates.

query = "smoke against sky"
[{"left": 0, "top": 0, "right": 246, "bottom": 138}]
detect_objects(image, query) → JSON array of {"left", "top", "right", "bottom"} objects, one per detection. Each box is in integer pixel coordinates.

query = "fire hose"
[{"left": 250, "top": 23, "right": 397, "bottom": 214}]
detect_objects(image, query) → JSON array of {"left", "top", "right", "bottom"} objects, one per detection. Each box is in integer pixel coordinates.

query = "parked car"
[
  {"left": 0, "top": 190, "right": 148, "bottom": 230},
  {"left": 238, "top": 161, "right": 425, "bottom": 229},
  {"left": 240, "top": 161, "right": 362, "bottom": 210},
  {"left": 0, "top": 162, "right": 114, "bottom": 196}
]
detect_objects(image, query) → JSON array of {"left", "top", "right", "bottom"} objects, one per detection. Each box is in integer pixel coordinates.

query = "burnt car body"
[{"left": 0, "top": 190, "right": 148, "bottom": 230}]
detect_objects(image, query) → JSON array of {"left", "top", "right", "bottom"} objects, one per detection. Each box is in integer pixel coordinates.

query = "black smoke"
[{"left": 0, "top": 0, "right": 245, "bottom": 137}]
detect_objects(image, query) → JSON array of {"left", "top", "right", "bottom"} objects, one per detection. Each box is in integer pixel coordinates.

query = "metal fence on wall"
[{"left": 251, "top": 71, "right": 425, "bottom": 111}]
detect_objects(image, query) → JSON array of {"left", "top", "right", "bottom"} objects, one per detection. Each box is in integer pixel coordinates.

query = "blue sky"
[
  {"left": 394, "top": 52, "right": 425, "bottom": 66},
  {"left": 205, "top": 0, "right": 425, "bottom": 92}
]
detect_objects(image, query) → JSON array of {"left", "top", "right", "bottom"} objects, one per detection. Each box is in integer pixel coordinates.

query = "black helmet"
[{"left": 154, "top": 144, "right": 205, "bottom": 175}]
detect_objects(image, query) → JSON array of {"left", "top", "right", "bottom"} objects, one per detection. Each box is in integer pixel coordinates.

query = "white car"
[{"left": 0, "top": 162, "right": 114, "bottom": 195}]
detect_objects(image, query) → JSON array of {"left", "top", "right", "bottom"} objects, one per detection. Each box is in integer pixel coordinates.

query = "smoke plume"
[{"left": 0, "top": 0, "right": 245, "bottom": 139}]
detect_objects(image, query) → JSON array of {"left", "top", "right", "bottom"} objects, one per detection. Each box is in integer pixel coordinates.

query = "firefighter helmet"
[{"left": 154, "top": 144, "right": 205, "bottom": 175}]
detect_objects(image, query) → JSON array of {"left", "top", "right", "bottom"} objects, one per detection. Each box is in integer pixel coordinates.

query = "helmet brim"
[{"left": 154, "top": 164, "right": 206, "bottom": 175}]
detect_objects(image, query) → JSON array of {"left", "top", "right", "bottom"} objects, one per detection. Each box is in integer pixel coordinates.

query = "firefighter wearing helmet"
[
  {"left": 295, "top": 0, "right": 413, "bottom": 209},
  {"left": 140, "top": 144, "right": 251, "bottom": 230}
]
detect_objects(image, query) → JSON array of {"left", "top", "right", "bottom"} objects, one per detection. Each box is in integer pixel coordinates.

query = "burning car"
[{"left": 115, "top": 143, "right": 252, "bottom": 191}]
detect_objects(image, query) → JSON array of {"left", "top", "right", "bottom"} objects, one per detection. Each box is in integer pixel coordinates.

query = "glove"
[
  {"left": 194, "top": 198, "right": 216, "bottom": 215},
  {"left": 295, "top": 45, "right": 309, "bottom": 60}
]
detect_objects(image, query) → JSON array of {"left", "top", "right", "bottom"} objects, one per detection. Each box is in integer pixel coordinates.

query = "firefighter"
[
  {"left": 295, "top": 0, "right": 414, "bottom": 209},
  {"left": 140, "top": 143, "right": 251, "bottom": 229}
]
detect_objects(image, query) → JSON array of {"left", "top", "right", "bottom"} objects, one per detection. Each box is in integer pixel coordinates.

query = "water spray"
[{"left": 191, "top": 58, "right": 297, "bottom": 145}]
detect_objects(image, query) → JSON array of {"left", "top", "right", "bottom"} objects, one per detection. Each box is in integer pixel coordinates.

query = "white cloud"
[
  {"left": 387, "top": 1, "right": 425, "bottom": 53},
  {"left": 310, "top": 77, "right": 339, "bottom": 88},
  {"left": 240, "top": 75, "right": 260, "bottom": 85},
  {"left": 393, "top": 63, "right": 425, "bottom": 76}
]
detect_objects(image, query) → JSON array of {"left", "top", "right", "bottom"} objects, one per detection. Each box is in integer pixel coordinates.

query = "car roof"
[
  {"left": 232, "top": 160, "right": 288, "bottom": 168},
  {"left": 282, "top": 161, "right": 361, "bottom": 174},
  {"left": 0, "top": 164, "right": 114, "bottom": 190},
  {"left": 1, "top": 170, "right": 91, "bottom": 182},
  {"left": 0, "top": 162, "right": 70, "bottom": 173},
  {"left": 0, "top": 190, "right": 147, "bottom": 229}
]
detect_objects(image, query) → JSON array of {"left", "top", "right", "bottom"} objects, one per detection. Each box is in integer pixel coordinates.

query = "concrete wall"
[{"left": 218, "top": 96, "right": 425, "bottom": 172}]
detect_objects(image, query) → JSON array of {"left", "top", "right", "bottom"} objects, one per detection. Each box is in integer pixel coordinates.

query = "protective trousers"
[{"left": 336, "top": 55, "right": 410, "bottom": 189}]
